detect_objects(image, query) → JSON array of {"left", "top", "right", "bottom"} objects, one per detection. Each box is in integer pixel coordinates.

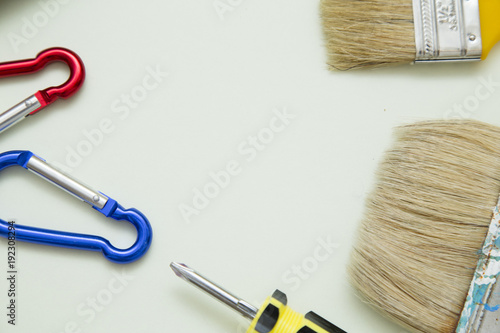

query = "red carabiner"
[
  {"left": 0, "top": 47, "right": 85, "bottom": 114},
  {"left": 0, "top": 48, "right": 85, "bottom": 133}
]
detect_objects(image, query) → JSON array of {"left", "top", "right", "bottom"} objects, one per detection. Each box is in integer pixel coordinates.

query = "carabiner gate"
[
  {"left": 0, "top": 151, "right": 152, "bottom": 264},
  {"left": 0, "top": 47, "right": 85, "bottom": 134}
]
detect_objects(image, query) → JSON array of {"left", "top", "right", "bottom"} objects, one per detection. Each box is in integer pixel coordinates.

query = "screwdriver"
[{"left": 170, "top": 262, "right": 347, "bottom": 333}]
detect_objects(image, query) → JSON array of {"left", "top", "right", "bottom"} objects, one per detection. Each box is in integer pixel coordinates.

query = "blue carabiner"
[{"left": 0, "top": 150, "right": 152, "bottom": 264}]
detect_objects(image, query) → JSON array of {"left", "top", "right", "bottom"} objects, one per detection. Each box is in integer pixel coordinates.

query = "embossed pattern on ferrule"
[{"left": 413, "top": 0, "right": 482, "bottom": 62}]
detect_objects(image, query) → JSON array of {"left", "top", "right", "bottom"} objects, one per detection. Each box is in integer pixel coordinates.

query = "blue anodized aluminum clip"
[{"left": 0, "top": 150, "right": 152, "bottom": 264}]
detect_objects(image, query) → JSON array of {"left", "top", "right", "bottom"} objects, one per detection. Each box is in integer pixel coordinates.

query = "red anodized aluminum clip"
[{"left": 0, "top": 47, "right": 85, "bottom": 134}]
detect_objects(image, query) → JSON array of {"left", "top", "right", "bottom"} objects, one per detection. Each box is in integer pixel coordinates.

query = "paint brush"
[
  {"left": 348, "top": 119, "right": 500, "bottom": 332},
  {"left": 320, "top": 0, "right": 500, "bottom": 70}
]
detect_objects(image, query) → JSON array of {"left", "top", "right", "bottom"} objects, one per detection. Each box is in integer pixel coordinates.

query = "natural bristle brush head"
[
  {"left": 320, "top": 0, "right": 416, "bottom": 70},
  {"left": 348, "top": 120, "right": 500, "bottom": 333}
]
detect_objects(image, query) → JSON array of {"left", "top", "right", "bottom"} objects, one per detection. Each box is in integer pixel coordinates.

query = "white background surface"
[{"left": 0, "top": 1, "right": 499, "bottom": 333}]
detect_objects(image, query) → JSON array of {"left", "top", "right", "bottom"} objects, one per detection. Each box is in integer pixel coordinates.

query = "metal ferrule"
[
  {"left": 0, "top": 95, "right": 41, "bottom": 133},
  {"left": 26, "top": 155, "right": 108, "bottom": 209},
  {"left": 413, "top": 0, "right": 482, "bottom": 62},
  {"left": 475, "top": 280, "right": 500, "bottom": 332},
  {"left": 460, "top": 279, "right": 500, "bottom": 332}
]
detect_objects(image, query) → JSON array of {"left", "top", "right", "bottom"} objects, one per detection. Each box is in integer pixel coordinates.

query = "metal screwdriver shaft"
[{"left": 170, "top": 262, "right": 258, "bottom": 320}]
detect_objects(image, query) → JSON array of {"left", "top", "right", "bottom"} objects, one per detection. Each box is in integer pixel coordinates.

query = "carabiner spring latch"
[
  {"left": 0, "top": 151, "right": 152, "bottom": 264},
  {"left": 0, "top": 47, "right": 85, "bottom": 134}
]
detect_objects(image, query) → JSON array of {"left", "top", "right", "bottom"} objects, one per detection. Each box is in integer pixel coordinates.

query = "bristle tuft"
[
  {"left": 320, "top": 0, "right": 416, "bottom": 70},
  {"left": 348, "top": 120, "right": 500, "bottom": 332}
]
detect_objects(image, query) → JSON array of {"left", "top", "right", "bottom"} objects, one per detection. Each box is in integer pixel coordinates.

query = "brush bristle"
[
  {"left": 320, "top": 0, "right": 416, "bottom": 70},
  {"left": 348, "top": 120, "right": 500, "bottom": 332}
]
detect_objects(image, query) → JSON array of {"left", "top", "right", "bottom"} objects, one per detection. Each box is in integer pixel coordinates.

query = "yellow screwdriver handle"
[
  {"left": 479, "top": 0, "right": 500, "bottom": 59},
  {"left": 246, "top": 290, "right": 346, "bottom": 333}
]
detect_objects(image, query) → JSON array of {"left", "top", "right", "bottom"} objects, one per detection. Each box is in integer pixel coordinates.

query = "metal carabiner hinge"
[
  {"left": 0, "top": 47, "right": 85, "bottom": 134},
  {"left": 0, "top": 150, "right": 152, "bottom": 264}
]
